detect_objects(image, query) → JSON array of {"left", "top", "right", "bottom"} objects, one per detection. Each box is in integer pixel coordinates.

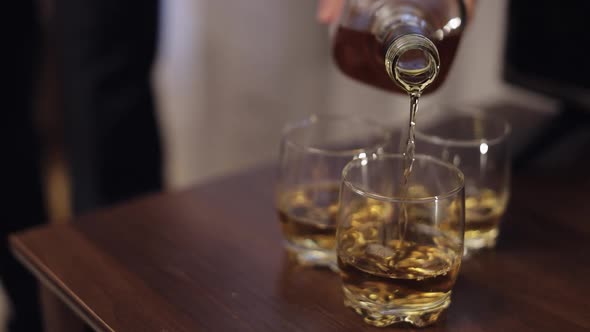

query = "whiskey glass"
[
  {"left": 415, "top": 107, "right": 510, "bottom": 255},
  {"left": 337, "top": 153, "right": 465, "bottom": 327},
  {"left": 276, "top": 114, "right": 390, "bottom": 268}
]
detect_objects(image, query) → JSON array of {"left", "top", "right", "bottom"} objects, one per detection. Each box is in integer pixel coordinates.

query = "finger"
[{"left": 317, "top": 0, "right": 344, "bottom": 24}]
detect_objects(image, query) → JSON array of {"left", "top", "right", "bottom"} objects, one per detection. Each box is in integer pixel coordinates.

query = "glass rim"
[
  {"left": 342, "top": 153, "right": 465, "bottom": 204},
  {"left": 282, "top": 114, "right": 392, "bottom": 157},
  {"left": 415, "top": 111, "right": 511, "bottom": 147}
]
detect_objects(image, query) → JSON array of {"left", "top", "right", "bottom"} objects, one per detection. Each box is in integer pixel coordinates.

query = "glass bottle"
[{"left": 332, "top": 0, "right": 468, "bottom": 94}]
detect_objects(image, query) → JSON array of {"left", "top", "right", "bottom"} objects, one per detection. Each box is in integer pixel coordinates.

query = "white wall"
[{"left": 154, "top": 0, "right": 556, "bottom": 188}]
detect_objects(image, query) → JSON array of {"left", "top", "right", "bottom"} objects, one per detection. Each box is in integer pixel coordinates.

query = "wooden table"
[{"left": 10, "top": 166, "right": 590, "bottom": 331}]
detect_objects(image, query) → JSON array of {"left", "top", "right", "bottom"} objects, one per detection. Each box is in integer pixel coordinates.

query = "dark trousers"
[
  {"left": 56, "top": 0, "right": 162, "bottom": 213},
  {"left": 2, "top": 2, "right": 44, "bottom": 331},
  {"left": 2, "top": 0, "right": 161, "bottom": 330}
]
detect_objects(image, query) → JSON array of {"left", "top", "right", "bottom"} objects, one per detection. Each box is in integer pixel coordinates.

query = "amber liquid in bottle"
[{"left": 332, "top": 27, "right": 462, "bottom": 94}]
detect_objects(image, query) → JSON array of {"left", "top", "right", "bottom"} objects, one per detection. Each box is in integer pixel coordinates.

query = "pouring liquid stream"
[
  {"left": 395, "top": 92, "right": 420, "bottom": 251},
  {"left": 388, "top": 44, "right": 438, "bottom": 255}
]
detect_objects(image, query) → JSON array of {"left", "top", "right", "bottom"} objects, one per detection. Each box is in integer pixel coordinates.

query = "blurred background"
[
  {"left": 156, "top": 0, "right": 554, "bottom": 187},
  {"left": 4, "top": 0, "right": 589, "bottom": 330}
]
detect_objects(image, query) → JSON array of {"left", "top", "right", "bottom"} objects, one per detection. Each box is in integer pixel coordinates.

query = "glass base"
[
  {"left": 464, "top": 228, "right": 498, "bottom": 256},
  {"left": 343, "top": 287, "right": 450, "bottom": 327},
  {"left": 283, "top": 241, "right": 337, "bottom": 271}
]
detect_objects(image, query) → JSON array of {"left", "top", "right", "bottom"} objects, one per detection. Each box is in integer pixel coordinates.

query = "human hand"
[
  {"left": 318, "top": 0, "right": 477, "bottom": 24},
  {"left": 317, "top": 0, "right": 344, "bottom": 24}
]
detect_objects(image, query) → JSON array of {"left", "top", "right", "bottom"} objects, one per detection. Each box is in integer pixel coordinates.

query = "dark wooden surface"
[{"left": 10, "top": 166, "right": 590, "bottom": 332}]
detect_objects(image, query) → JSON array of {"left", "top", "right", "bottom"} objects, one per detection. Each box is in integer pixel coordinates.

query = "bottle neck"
[
  {"left": 384, "top": 32, "right": 440, "bottom": 94},
  {"left": 370, "top": 5, "right": 441, "bottom": 94}
]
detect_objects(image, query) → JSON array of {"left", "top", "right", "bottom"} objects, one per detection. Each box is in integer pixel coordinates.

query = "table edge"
[{"left": 9, "top": 232, "right": 113, "bottom": 332}]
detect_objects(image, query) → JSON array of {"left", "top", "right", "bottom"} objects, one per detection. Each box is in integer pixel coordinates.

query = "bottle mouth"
[{"left": 385, "top": 34, "right": 440, "bottom": 94}]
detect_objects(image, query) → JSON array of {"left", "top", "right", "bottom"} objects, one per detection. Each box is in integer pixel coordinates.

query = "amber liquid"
[
  {"left": 464, "top": 189, "right": 506, "bottom": 249},
  {"left": 333, "top": 27, "right": 462, "bottom": 93},
  {"left": 338, "top": 224, "right": 461, "bottom": 326},
  {"left": 277, "top": 183, "right": 341, "bottom": 251},
  {"left": 395, "top": 94, "right": 421, "bottom": 248},
  {"left": 339, "top": 243, "right": 460, "bottom": 304}
]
